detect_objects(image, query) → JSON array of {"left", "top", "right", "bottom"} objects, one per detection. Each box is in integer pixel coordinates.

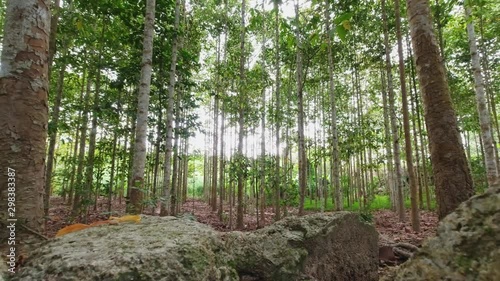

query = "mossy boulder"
[
  {"left": 12, "top": 212, "right": 378, "bottom": 281},
  {"left": 383, "top": 188, "right": 500, "bottom": 281}
]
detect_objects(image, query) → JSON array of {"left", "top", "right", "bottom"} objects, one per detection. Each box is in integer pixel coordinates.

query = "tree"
[
  {"left": 324, "top": 0, "right": 342, "bottom": 211},
  {"left": 129, "top": 0, "right": 156, "bottom": 215},
  {"left": 0, "top": 0, "right": 51, "bottom": 234},
  {"left": 406, "top": 0, "right": 474, "bottom": 219},
  {"left": 394, "top": 0, "right": 419, "bottom": 230},
  {"left": 295, "top": 1, "right": 307, "bottom": 216},
  {"left": 464, "top": 3, "right": 499, "bottom": 190},
  {"left": 274, "top": 0, "right": 282, "bottom": 221},
  {"left": 236, "top": 0, "right": 247, "bottom": 230},
  {"left": 160, "top": 0, "right": 181, "bottom": 216}
]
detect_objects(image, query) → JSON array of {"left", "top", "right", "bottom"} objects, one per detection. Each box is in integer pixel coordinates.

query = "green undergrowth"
[{"left": 303, "top": 195, "right": 436, "bottom": 212}]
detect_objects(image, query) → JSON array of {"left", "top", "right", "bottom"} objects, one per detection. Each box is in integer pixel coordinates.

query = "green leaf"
[
  {"left": 334, "top": 12, "right": 353, "bottom": 25},
  {"left": 336, "top": 25, "right": 347, "bottom": 41}
]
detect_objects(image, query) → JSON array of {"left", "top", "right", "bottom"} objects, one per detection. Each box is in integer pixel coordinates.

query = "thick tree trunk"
[
  {"left": 465, "top": 5, "right": 499, "bottom": 190},
  {"left": 0, "top": 0, "right": 51, "bottom": 234},
  {"left": 406, "top": 0, "right": 474, "bottom": 219},
  {"left": 129, "top": 0, "right": 156, "bottom": 214}
]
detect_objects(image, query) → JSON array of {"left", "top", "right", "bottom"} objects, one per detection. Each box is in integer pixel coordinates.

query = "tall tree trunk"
[
  {"left": 67, "top": 126, "right": 79, "bottom": 205},
  {"left": 83, "top": 70, "right": 100, "bottom": 223},
  {"left": 72, "top": 78, "right": 91, "bottom": 217},
  {"left": 406, "top": 0, "right": 474, "bottom": 218},
  {"left": 295, "top": 2, "right": 307, "bottom": 216},
  {"left": 0, "top": 0, "right": 50, "bottom": 234},
  {"left": 129, "top": 0, "right": 156, "bottom": 214},
  {"left": 48, "top": 0, "right": 60, "bottom": 74},
  {"left": 211, "top": 37, "right": 220, "bottom": 212},
  {"left": 236, "top": 0, "right": 247, "bottom": 230},
  {"left": 464, "top": 5, "right": 499, "bottom": 190},
  {"left": 170, "top": 91, "right": 182, "bottom": 216},
  {"left": 380, "top": 67, "right": 394, "bottom": 206},
  {"left": 478, "top": 11, "right": 500, "bottom": 176},
  {"left": 219, "top": 106, "right": 226, "bottom": 220},
  {"left": 382, "top": 0, "right": 404, "bottom": 216},
  {"left": 44, "top": 61, "right": 67, "bottom": 220},
  {"left": 394, "top": 0, "right": 419, "bottom": 230},
  {"left": 325, "top": 0, "right": 342, "bottom": 211},
  {"left": 108, "top": 132, "right": 118, "bottom": 213},
  {"left": 160, "top": 0, "right": 181, "bottom": 216},
  {"left": 274, "top": 0, "right": 282, "bottom": 222},
  {"left": 406, "top": 34, "right": 424, "bottom": 209},
  {"left": 259, "top": 86, "right": 266, "bottom": 228}
]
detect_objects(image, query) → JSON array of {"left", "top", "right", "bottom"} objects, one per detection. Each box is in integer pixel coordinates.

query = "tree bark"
[
  {"left": 382, "top": 0, "right": 404, "bottom": 216},
  {"left": 236, "top": 0, "right": 247, "bottom": 230},
  {"left": 160, "top": 0, "right": 181, "bottom": 216},
  {"left": 44, "top": 61, "right": 67, "bottom": 220},
  {"left": 464, "top": 5, "right": 499, "bottom": 190},
  {"left": 394, "top": 0, "right": 419, "bottom": 230},
  {"left": 0, "top": 0, "right": 51, "bottom": 234},
  {"left": 325, "top": 0, "right": 342, "bottom": 211},
  {"left": 295, "top": 3, "right": 307, "bottom": 216},
  {"left": 274, "top": 0, "right": 282, "bottom": 221},
  {"left": 71, "top": 78, "right": 90, "bottom": 217},
  {"left": 48, "top": 0, "right": 60, "bottom": 74},
  {"left": 406, "top": 0, "right": 474, "bottom": 219},
  {"left": 129, "top": 0, "right": 156, "bottom": 215}
]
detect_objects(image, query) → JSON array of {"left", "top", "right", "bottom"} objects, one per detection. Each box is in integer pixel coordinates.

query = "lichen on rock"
[
  {"left": 12, "top": 212, "right": 378, "bottom": 281},
  {"left": 383, "top": 188, "right": 500, "bottom": 281}
]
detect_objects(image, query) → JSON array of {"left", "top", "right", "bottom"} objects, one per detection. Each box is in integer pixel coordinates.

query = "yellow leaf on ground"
[
  {"left": 56, "top": 223, "right": 90, "bottom": 237},
  {"left": 109, "top": 215, "right": 141, "bottom": 223}
]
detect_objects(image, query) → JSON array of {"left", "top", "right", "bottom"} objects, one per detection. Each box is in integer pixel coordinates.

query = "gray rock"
[
  {"left": 383, "top": 188, "right": 500, "bottom": 281},
  {"left": 13, "top": 212, "right": 378, "bottom": 281}
]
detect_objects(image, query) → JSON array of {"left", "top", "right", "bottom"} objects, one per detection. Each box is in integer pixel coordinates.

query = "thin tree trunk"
[
  {"left": 325, "top": 0, "right": 342, "bottom": 211},
  {"left": 274, "top": 0, "right": 282, "bottom": 222},
  {"left": 295, "top": 2, "right": 307, "bottom": 216},
  {"left": 108, "top": 132, "right": 118, "bottom": 213},
  {"left": 236, "top": 0, "right": 247, "bottom": 230},
  {"left": 67, "top": 126, "right": 80, "bottom": 206},
  {"left": 464, "top": 5, "right": 499, "bottom": 189},
  {"left": 44, "top": 61, "right": 67, "bottom": 219},
  {"left": 170, "top": 92, "right": 182, "bottom": 216},
  {"left": 129, "top": 0, "right": 156, "bottom": 214},
  {"left": 219, "top": 106, "right": 226, "bottom": 220},
  {"left": 72, "top": 78, "right": 91, "bottom": 218},
  {"left": 382, "top": 0, "right": 404, "bottom": 219},
  {"left": 48, "top": 0, "right": 60, "bottom": 74},
  {"left": 395, "top": 0, "right": 418, "bottom": 230},
  {"left": 259, "top": 86, "right": 266, "bottom": 227},
  {"left": 161, "top": 0, "right": 181, "bottom": 216},
  {"left": 211, "top": 38, "right": 220, "bottom": 212}
]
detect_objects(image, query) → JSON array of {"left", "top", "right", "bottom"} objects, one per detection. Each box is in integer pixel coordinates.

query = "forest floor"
[{"left": 44, "top": 196, "right": 439, "bottom": 277}]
